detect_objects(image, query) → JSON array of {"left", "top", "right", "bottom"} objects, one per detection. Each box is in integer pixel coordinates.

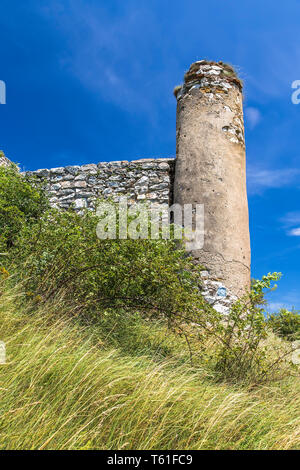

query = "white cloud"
[
  {"left": 267, "top": 302, "right": 286, "bottom": 313},
  {"left": 267, "top": 289, "right": 300, "bottom": 313},
  {"left": 247, "top": 166, "right": 300, "bottom": 195},
  {"left": 281, "top": 211, "right": 300, "bottom": 228},
  {"left": 288, "top": 227, "right": 300, "bottom": 236},
  {"left": 279, "top": 212, "right": 300, "bottom": 237},
  {"left": 245, "top": 107, "right": 261, "bottom": 130}
]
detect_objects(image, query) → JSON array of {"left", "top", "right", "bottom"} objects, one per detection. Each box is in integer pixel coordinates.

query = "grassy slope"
[{"left": 0, "top": 288, "right": 299, "bottom": 450}]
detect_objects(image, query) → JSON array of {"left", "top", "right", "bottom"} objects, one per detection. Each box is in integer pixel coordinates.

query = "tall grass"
[{"left": 0, "top": 286, "right": 299, "bottom": 450}]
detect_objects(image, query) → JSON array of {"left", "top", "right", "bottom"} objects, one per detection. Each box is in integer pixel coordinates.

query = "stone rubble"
[{"left": 200, "top": 271, "right": 237, "bottom": 315}]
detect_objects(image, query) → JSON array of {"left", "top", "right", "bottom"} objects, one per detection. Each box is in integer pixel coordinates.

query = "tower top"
[{"left": 174, "top": 60, "right": 243, "bottom": 100}]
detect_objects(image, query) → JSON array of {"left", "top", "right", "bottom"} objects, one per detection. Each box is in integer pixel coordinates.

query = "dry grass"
[{"left": 0, "top": 287, "right": 299, "bottom": 450}]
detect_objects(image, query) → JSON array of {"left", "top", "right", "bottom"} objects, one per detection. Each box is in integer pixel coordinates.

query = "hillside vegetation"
[
  {"left": 0, "top": 164, "right": 299, "bottom": 450},
  {"left": 0, "top": 286, "right": 299, "bottom": 450}
]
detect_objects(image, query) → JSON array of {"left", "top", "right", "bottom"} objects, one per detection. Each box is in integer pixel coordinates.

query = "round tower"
[{"left": 173, "top": 60, "right": 251, "bottom": 297}]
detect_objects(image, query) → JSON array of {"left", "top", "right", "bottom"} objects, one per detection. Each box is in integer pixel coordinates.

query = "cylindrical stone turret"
[{"left": 173, "top": 60, "right": 251, "bottom": 297}]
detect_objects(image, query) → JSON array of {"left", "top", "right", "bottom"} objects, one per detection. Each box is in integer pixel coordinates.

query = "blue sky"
[{"left": 0, "top": 0, "right": 300, "bottom": 311}]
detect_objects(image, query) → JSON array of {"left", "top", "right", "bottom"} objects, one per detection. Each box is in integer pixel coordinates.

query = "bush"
[
  {"left": 174, "top": 272, "right": 296, "bottom": 385},
  {"left": 0, "top": 164, "right": 49, "bottom": 250},
  {"left": 267, "top": 308, "right": 300, "bottom": 341},
  {"left": 9, "top": 207, "right": 210, "bottom": 325},
  {"left": 210, "top": 273, "right": 292, "bottom": 384}
]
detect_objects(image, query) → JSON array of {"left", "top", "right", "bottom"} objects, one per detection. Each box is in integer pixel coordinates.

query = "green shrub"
[
  {"left": 0, "top": 164, "right": 49, "bottom": 250},
  {"left": 173, "top": 272, "right": 295, "bottom": 385},
  {"left": 267, "top": 308, "right": 300, "bottom": 341},
  {"left": 210, "top": 273, "right": 292, "bottom": 384},
  {"left": 9, "top": 207, "right": 211, "bottom": 325}
]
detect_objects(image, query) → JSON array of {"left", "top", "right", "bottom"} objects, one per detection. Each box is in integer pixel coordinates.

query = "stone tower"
[{"left": 173, "top": 60, "right": 251, "bottom": 297}]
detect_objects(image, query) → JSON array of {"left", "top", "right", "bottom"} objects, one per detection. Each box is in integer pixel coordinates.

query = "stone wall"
[
  {"left": 26, "top": 158, "right": 175, "bottom": 210},
  {"left": 0, "top": 151, "right": 12, "bottom": 167}
]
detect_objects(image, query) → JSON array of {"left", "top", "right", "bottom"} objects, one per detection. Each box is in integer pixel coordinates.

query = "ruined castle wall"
[
  {"left": 26, "top": 158, "right": 175, "bottom": 210},
  {"left": 22, "top": 60, "right": 251, "bottom": 308}
]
